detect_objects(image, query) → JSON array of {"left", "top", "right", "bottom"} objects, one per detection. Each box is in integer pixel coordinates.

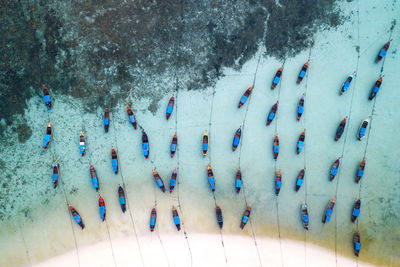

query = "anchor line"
[
  {"left": 273, "top": 58, "right": 286, "bottom": 267},
  {"left": 236, "top": 44, "right": 264, "bottom": 267},
  {"left": 206, "top": 82, "right": 229, "bottom": 266},
  {"left": 43, "top": 97, "right": 81, "bottom": 267},
  {"left": 110, "top": 92, "right": 145, "bottom": 267},
  {"left": 301, "top": 46, "right": 312, "bottom": 267}
]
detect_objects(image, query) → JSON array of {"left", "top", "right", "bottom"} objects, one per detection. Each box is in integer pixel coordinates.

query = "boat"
[
  {"left": 216, "top": 205, "right": 223, "bottom": 229},
  {"left": 98, "top": 194, "right": 106, "bottom": 221},
  {"left": 52, "top": 162, "right": 59, "bottom": 188},
  {"left": 68, "top": 204, "right": 85, "bottom": 229},
  {"left": 295, "top": 168, "right": 305, "bottom": 192},
  {"left": 297, "top": 130, "right": 305, "bottom": 154},
  {"left": 42, "top": 84, "right": 52, "bottom": 110},
  {"left": 275, "top": 171, "right": 282, "bottom": 196},
  {"left": 172, "top": 206, "right": 181, "bottom": 231},
  {"left": 368, "top": 76, "right": 383, "bottom": 100},
  {"left": 170, "top": 133, "right": 177, "bottom": 158},
  {"left": 126, "top": 104, "right": 137, "bottom": 129},
  {"left": 42, "top": 122, "right": 52, "bottom": 149},
  {"left": 301, "top": 202, "right": 309, "bottom": 231},
  {"left": 79, "top": 131, "right": 86, "bottom": 156},
  {"left": 297, "top": 95, "right": 305, "bottom": 121},
  {"left": 153, "top": 170, "right": 166, "bottom": 192},
  {"left": 238, "top": 85, "right": 254, "bottom": 108},
  {"left": 166, "top": 94, "right": 175, "bottom": 120},
  {"left": 330, "top": 158, "right": 340, "bottom": 181},
  {"left": 335, "top": 117, "right": 347, "bottom": 141},
  {"left": 111, "top": 147, "right": 119, "bottom": 174},
  {"left": 240, "top": 206, "right": 252, "bottom": 229},
  {"left": 118, "top": 185, "right": 126, "bottom": 213},
  {"left": 322, "top": 198, "right": 336, "bottom": 223},
  {"left": 142, "top": 129, "right": 149, "bottom": 159},
  {"left": 266, "top": 101, "right": 278, "bottom": 126},
  {"left": 104, "top": 108, "right": 110, "bottom": 133},
  {"left": 376, "top": 41, "right": 390, "bottom": 63},
  {"left": 89, "top": 165, "right": 99, "bottom": 191},
  {"left": 357, "top": 116, "right": 371, "bottom": 140},
  {"left": 351, "top": 199, "right": 361, "bottom": 223},
  {"left": 150, "top": 207, "right": 157, "bottom": 232},
  {"left": 273, "top": 134, "right": 279, "bottom": 161},
  {"left": 207, "top": 165, "right": 216, "bottom": 192},
  {"left": 353, "top": 232, "right": 361, "bottom": 257},
  {"left": 235, "top": 168, "right": 242, "bottom": 194},
  {"left": 297, "top": 61, "right": 309, "bottom": 84},
  {"left": 355, "top": 158, "right": 366, "bottom": 183},
  {"left": 232, "top": 127, "right": 242, "bottom": 151},
  {"left": 339, "top": 72, "right": 355, "bottom": 95},
  {"left": 202, "top": 130, "right": 209, "bottom": 157},
  {"left": 169, "top": 168, "right": 177, "bottom": 193},
  {"left": 271, "top": 66, "right": 283, "bottom": 90}
]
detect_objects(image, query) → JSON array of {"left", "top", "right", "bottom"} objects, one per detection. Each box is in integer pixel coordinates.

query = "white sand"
[{"left": 35, "top": 233, "right": 376, "bottom": 267}]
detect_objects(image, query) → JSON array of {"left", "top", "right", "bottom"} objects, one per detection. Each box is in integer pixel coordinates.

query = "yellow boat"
[{"left": 202, "top": 130, "right": 209, "bottom": 157}]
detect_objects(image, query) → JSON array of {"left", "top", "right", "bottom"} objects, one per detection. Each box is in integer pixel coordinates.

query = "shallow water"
[{"left": 0, "top": 0, "right": 399, "bottom": 266}]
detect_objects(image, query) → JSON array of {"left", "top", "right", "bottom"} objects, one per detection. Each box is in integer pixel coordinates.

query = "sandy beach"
[{"left": 35, "top": 233, "right": 377, "bottom": 267}]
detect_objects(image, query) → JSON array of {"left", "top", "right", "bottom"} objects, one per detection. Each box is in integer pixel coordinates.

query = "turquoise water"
[{"left": 0, "top": 1, "right": 399, "bottom": 266}]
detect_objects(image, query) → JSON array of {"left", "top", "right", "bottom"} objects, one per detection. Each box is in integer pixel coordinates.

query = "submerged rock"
[{"left": 0, "top": 0, "right": 343, "bottom": 131}]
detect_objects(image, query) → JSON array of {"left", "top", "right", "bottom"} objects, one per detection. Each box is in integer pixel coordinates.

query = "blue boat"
[
  {"left": 376, "top": 41, "right": 390, "bottom": 63},
  {"left": 353, "top": 232, "right": 361, "bottom": 257},
  {"left": 368, "top": 76, "right": 383, "bottom": 100},
  {"left": 266, "top": 102, "right": 278, "bottom": 126},
  {"left": 52, "top": 162, "right": 59, "bottom": 188},
  {"left": 99, "top": 195, "right": 106, "bottom": 221},
  {"left": 296, "top": 61, "right": 309, "bottom": 84},
  {"left": 357, "top": 116, "right": 370, "bottom": 140},
  {"left": 275, "top": 171, "right": 282, "bottom": 196},
  {"left": 238, "top": 85, "right": 253, "bottom": 108},
  {"left": 207, "top": 165, "right": 216, "bottom": 192},
  {"left": 150, "top": 207, "right": 157, "bottom": 231},
  {"left": 169, "top": 169, "right": 177, "bottom": 193},
  {"left": 330, "top": 158, "right": 340, "bottom": 182},
  {"left": 232, "top": 127, "right": 242, "bottom": 151},
  {"left": 111, "top": 147, "right": 119, "bottom": 174},
  {"left": 355, "top": 158, "right": 366, "bottom": 183},
  {"left": 235, "top": 168, "right": 242, "bottom": 194},
  {"left": 216, "top": 205, "right": 223, "bottom": 229},
  {"left": 339, "top": 72, "right": 355, "bottom": 95},
  {"left": 89, "top": 165, "right": 99, "bottom": 191},
  {"left": 79, "top": 131, "right": 86, "bottom": 156},
  {"left": 170, "top": 133, "right": 177, "bottom": 158},
  {"left": 240, "top": 206, "right": 251, "bottom": 229},
  {"left": 322, "top": 198, "right": 336, "bottom": 223},
  {"left": 153, "top": 170, "right": 166, "bottom": 192},
  {"left": 166, "top": 94, "right": 175, "bottom": 120},
  {"left": 104, "top": 108, "right": 110, "bottom": 133},
  {"left": 301, "top": 203, "right": 309, "bottom": 231},
  {"left": 297, "top": 95, "right": 305, "bottom": 121},
  {"left": 118, "top": 185, "right": 126, "bottom": 213},
  {"left": 68, "top": 204, "right": 85, "bottom": 229},
  {"left": 271, "top": 66, "right": 283, "bottom": 90},
  {"left": 42, "top": 122, "right": 52, "bottom": 149},
  {"left": 297, "top": 130, "right": 305, "bottom": 154},
  {"left": 351, "top": 199, "right": 361, "bottom": 223},
  {"left": 295, "top": 168, "right": 305, "bottom": 192},
  {"left": 273, "top": 135, "right": 279, "bottom": 161},
  {"left": 42, "top": 84, "right": 52, "bottom": 110},
  {"left": 142, "top": 130, "right": 149, "bottom": 159},
  {"left": 172, "top": 206, "right": 181, "bottom": 231}
]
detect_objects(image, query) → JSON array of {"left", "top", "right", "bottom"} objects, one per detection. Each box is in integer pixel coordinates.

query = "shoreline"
[{"left": 35, "top": 233, "right": 377, "bottom": 267}]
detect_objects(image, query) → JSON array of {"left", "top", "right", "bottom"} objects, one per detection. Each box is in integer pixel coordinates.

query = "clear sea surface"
[{"left": 0, "top": 0, "right": 399, "bottom": 266}]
